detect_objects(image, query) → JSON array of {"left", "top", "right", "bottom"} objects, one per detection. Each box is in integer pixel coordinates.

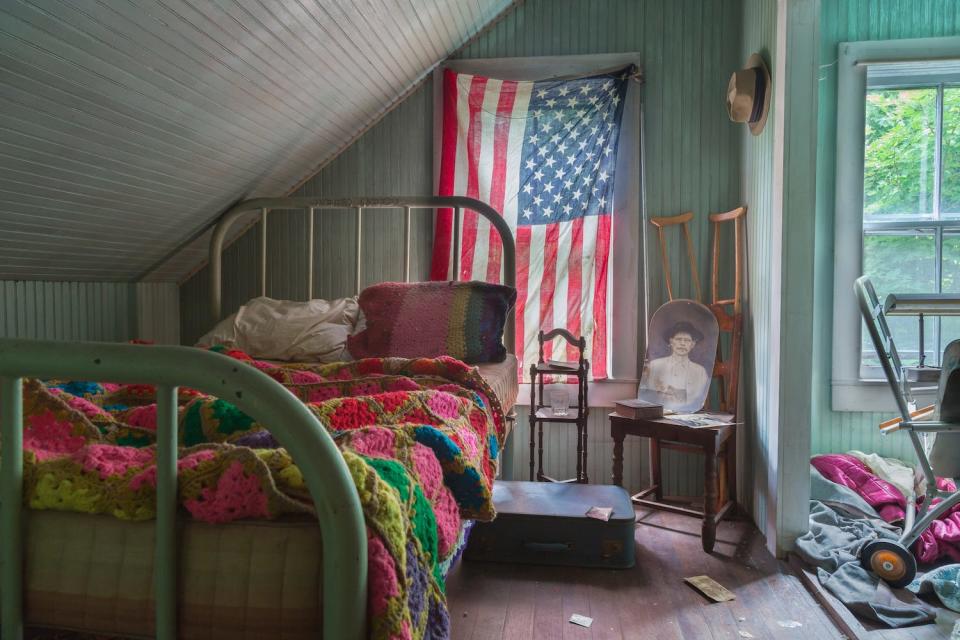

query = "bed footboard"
[{"left": 0, "top": 339, "right": 366, "bottom": 640}]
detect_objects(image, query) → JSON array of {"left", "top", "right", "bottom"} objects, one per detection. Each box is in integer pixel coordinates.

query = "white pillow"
[
  {"left": 197, "top": 296, "right": 359, "bottom": 363},
  {"left": 196, "top": 313, "right": 238, "bottom": 347}
]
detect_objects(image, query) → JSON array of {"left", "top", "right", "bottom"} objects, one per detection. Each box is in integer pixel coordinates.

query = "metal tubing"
[
  {"left": 307, "top": 207, "right": 315, "bottom": 299},
  {"left": 901, "top": 486, "right": 960, "bottom": 548},
  {"left": 0, "top": 340, "right": 367, "bottom": 640},
  {"left": 155, "top": 384, "right": 178, "bottom": 640},
  {"left": 260, "top": 208, "right": 268, "bottom": 297},
  {"left": 1, "top": 376, "right": 23, "bottom": 640},
  {"left": 208, "top": 196, "right": 517, "bottom": 354},
  {"left": 452, "top": 207, "right": 461, "bottom": 280},
  {"left": 355, "top": 207, "right": 363, "bottom": 295},
  {"left": 403, "top": 206, "right": 412, "bottom": 282}
]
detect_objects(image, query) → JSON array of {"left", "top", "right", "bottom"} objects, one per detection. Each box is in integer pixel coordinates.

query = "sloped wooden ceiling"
[{"left": 0, "top": 0, "right": 513, "bottom": 281}]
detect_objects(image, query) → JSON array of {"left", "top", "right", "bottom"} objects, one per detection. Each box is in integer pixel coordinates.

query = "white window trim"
[
  {"left": 832, "top": 36, "right": 960, "bottom": 412},
  {"left": 433, "top": 53, "right": 645, "bottom": 405}
]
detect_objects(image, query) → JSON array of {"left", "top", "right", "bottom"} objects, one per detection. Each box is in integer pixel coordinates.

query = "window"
[
  {"left": 832, "top": 37, "right": 960, "bottom": 412},
  {"left": 860, "top": 83, "right": 960, "bottom": 378}
]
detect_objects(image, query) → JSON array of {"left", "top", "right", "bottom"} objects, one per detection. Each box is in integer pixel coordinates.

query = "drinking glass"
[{"left": 550, "top": 387, "right": 569, "bottom": 417}]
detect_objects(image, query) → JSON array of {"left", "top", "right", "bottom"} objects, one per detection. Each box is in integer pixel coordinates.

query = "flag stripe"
[
  {"left": 515, "top": 226, "right": 532, "bottom": 371},
  {"left": 566, "top": 216, "right": 584, "bottom": 363},
  {"left": 486, "top": 82, "right": 517, "bottom": 283},
  {"left": 539, "top": 222, "right": 559, "bottom": 364},
  {"left": 592, "top": 213, "right": 612, "bottom": 379},
  {"left": 430, "top": 68, "right": 461, "bottom": 280},
  {"left": 458, "top": 76, "right": 488, "bottom": 280}
]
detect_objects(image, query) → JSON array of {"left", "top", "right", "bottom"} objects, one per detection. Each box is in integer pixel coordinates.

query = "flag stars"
[
  {"left": 556, "top": 142, "right": 567, "bottom": 154},
  {"left": 522, "top": 208, "right": 533, "bottom": 219},
  {"left": 533, "top": 169, "right": 545, "bottom": 181},
  {"left": 550, "top": 134, "right": 562, "bottom": 145},
  {"left": 544, "top": 156, "right": 557, "bottom": 168},
  {"left": 598, "top": 195, "right": 607, "bottom": 207},
  {"left": 545, "top": 98, "right": 558, "bottom": 108},
  {"left": 563, "top": 179, "right": 573, "bottom": 190},
  {"left": 552, "top": 193, "right": 562, "bottom": 204},
  {"left": 563, "top": 203, "right": 573, "bottom": 215},
  {"left": 533, "top": 195, "right": 544, "bottom": 206},
  {"left": 528, "top": 134, "right": 539, "bottom": 145},
  {"left": 525, "top": 158, "right": 536, "bottom": 170},
  {"left": 599, "top": 170, "right": 609, "bottom": 182},
  {"left": 567, "top": 97, "right": 579, "bottom": 108},
  {"left": 579, "top": 85, "right": 591, "bottom": 96},
  {"left": 572, "top": 188, "right": 583, "bottom": 200},
  {"left": 536, "top": 89, "right": 549, "bottom": 99},
  {"left": 567, "top": 154, "right": 577, "bottom": 165},
  {"left": 541, "top": 121, "right": 552, "bottom": 133},
  {"left": 522, "top": 183, "right": 534, "bottom": 194},
  {"left": 544, "top": 206, "right": 554, "bottom": 217},
  {"left": 543, "top": 182, "right": 555, "bottom": 193},
  {"left": 537, "top": 147, "right": 548, "bottom": 157},
  {"left": 558, "top": 86, "right": 570, "bottom": 97},
  {"left": 554, "top": 167, "right": 566, "bottom": 180}
]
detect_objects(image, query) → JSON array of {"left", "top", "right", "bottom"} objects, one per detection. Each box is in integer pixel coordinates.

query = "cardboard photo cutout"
[{"left": 638, "top": 300, "right": 719, "bottom": 413}]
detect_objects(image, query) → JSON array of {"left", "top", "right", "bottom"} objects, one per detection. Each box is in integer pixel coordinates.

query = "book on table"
[{"left": 613, "top": 398, "right": 663, "bottom": 419}]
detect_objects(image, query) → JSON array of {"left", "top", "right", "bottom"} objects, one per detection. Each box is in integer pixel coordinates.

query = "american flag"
[{"left": 430, "top": 67, "right": 631, "bottom": 380}]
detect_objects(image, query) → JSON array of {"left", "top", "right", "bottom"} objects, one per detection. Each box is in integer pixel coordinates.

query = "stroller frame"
[{"left": 856, "top": 275, "right": 960, "bottom": 585}]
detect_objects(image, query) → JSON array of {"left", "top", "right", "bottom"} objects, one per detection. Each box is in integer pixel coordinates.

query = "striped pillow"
[{"left": 347, "top": 281, "right": 517, "bottom": 363}]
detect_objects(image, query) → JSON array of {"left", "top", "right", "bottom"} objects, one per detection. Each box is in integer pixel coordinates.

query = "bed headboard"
[{"left": 209, "top": 196, "right": 516, "bottom": 354}]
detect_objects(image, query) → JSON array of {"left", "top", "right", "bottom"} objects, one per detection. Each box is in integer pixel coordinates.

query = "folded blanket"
[{"left": 16, "top": 349, "right": 506, "bottom": 640}]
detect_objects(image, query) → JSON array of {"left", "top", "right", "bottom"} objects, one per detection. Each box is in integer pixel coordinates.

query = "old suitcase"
[{"left": 465, "top": 480, "right": 636, "bottom": 568}]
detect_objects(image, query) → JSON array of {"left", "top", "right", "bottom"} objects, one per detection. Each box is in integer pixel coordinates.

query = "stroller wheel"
[{"left": 860, "top": 540, "right": 917, "bottom": 588}]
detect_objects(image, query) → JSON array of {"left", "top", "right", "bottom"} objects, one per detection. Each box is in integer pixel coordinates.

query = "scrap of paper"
[
  {"left": 569, "top": 614, "right": 593, "bottom": 628},
  {"left": 585, "top": 506, "right": 613, "bottom": 521},
  {"left": 683, "top": 575, "right": 736, "bottom": 602}
]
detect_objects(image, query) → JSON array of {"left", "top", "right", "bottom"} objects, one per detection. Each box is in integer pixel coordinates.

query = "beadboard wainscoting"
[
  {"left": 502, "top": 406, "right": 704, "bottom": 498},
  {"left": 0, "top": 280, "right": 180, "bottom": 344}
]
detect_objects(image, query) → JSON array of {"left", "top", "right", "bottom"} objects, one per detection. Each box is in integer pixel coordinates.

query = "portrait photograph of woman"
[{"left": 638, "top": 300, "right": 719, "bottom": 413}]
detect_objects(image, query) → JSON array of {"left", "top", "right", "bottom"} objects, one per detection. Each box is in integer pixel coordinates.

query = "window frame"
[
  {"left": 832, "top": 36, "right": 960, "bottom": 412},
  {"left": 433, "top": 53, "right": 645, "bottom": 405}
]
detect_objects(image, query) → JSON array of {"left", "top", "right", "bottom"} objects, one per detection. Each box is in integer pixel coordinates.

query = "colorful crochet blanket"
[{"left": 15, "top": 349, "right": 506, "bottom": 640}]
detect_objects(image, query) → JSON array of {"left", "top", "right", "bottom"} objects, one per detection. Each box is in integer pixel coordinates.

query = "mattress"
[
  {"left": 476, "top": 353, "right": 519, "bottom": 416},
  {"left": 18, "top": 510, "right": 476, "bottom": 639}
]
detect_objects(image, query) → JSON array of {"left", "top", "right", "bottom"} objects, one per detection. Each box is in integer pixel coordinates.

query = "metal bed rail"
[
  {"left": 0, "top": 339, "right": 366, "bottom": 640},
  {"left": 208, "top": 196, "right": 517, "bottom": 355}
]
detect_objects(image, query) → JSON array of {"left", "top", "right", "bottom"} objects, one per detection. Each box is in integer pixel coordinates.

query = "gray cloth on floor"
[
  {"left": 796, "top": 500, "right": 938, "bottom": 628},
  {"left": 810, "top": 465, "right": 882, "bottom": 520}
]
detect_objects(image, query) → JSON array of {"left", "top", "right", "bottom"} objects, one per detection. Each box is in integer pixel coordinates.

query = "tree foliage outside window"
[{"left": 861, "top": 85, "right": 960, "bottom": 370}]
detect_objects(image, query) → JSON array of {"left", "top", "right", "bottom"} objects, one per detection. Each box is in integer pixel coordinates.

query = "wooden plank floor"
[
  {"left": 446, "top": 507, "right": 843, "bottom": 640},
  {"left": 790, "top": 554, "right": 958, "bottom": 640}
]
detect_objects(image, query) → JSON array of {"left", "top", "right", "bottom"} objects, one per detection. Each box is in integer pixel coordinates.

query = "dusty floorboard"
[
  {"left": 446, "top": 507, "right": 843, "bottom": 640},
  {"left": 790, "top": 554, "right": 958, "bottom": 640}
]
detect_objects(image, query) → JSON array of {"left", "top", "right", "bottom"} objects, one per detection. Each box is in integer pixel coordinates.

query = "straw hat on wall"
[{"left": 727, "top": 53, "right": 771, "bottom": 136}]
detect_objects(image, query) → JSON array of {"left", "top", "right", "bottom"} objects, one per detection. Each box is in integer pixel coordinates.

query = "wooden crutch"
[
  {"left": 649, "top": 212, "right": 703, "bottom": 302},
  {"left": 708, "top": 206, "right": 746, "bottom": 415}
]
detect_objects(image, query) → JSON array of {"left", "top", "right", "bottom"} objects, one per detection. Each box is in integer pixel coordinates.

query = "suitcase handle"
[{"left": 522, "top": 541, "right": 572, "bottom": 553}]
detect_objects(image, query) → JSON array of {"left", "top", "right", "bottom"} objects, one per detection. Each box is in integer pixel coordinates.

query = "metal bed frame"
[
  {"left": 209, "top": 196, "right": 517, "bottom": 356},
  {"left": 0, "top": 195, "right": 516, "bottom": 640},
  {"left": 855, "top": 275, "right": 960, "bottom": 587},
  {"left": 0, "top": 340, "right": 366, "bottom": 640}
]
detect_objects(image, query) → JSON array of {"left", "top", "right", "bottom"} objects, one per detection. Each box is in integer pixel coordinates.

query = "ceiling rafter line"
[
  {"left": 158, "top": 0, "right": 526, "bottom": 287},
  {"left": 0, "top": 23, "right": 330, "bottom": 163},
  {"left": 164, "top": 0, "right": 388, "bottom": 118},
  {"left": 0, "top": 136, "right": 231, "bottom": 198},
  {"left": 11, "top": 0, "right": 346, "bottom": 148},
  {"left": 218, "top": 0, "right": 386, "bottom": 121},
  {"left": 0, "top": 71, "right": 277, "bottom": 181},
  {"left": 59, "top": 0, "right": 365, "bottom": 135}
]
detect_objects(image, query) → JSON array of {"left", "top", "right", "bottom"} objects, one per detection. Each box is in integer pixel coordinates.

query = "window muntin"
[{"left": 860, "top": 82, "right": 960, "bottom": 375}]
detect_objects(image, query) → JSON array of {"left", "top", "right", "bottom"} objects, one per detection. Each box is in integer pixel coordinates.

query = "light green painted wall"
[
  {"left": 0, "top": 281, "right": 135, "bottom": 341},
  {"left": 813, "top": 0, "right": 960, "bottom": 462},
  {"left": 739, "top": 0, "right": 778, "bottom": 537},
  {"left": 179, "top": 0, "right": 748, "bottom": 501}
]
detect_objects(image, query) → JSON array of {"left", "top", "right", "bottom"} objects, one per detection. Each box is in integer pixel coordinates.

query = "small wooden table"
[{"left": 610, "top": 412, "right": 736, "bottom": 553}]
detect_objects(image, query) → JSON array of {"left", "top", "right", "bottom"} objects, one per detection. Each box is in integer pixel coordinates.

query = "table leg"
[
  {"left": 537, "top": 422, "right": 544, "bottom": 481},
  {"left": 611, "top": 424, "right": 624, "bottom": 487},
  {"left": 702, "top": 440, "right": 718, "bottom": 553},
  {"left": 650, "top": 437, "right": 662, "bottom": 501},
  {"left": 575, "top": 422, "right": 583, "bottom": 483},
  {"left": 726, "top": 434, "right": 737, "bottom": 512},
  {"left": 581, "top": 416, "right": 589, "bottom": 483},
  {"left": 528, "top": 410, "right": 536, "bottom": 482}
]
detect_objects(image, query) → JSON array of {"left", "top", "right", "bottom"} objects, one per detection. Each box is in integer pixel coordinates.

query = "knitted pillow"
[{"left": 347, "top": 281, "right": 517, "bottom": 363}]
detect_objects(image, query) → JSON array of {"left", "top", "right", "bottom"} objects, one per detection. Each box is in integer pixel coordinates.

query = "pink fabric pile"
[{"left": 812, "top": 454, "right": 960, "bottom": 564}]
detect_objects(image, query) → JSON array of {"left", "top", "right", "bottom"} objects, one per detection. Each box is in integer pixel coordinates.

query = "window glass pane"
[
  {"left": 864, "top": 88, "right": 937, "bottom": 219},
  {"left": 862, "top": 230, "right": 936, "bottom": 368},
  {"left": 941, "top": 233, "right": 960, "bottom": 359},
  {"left": 942, "top": 87, "right": 960, "bottom": 216}
]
